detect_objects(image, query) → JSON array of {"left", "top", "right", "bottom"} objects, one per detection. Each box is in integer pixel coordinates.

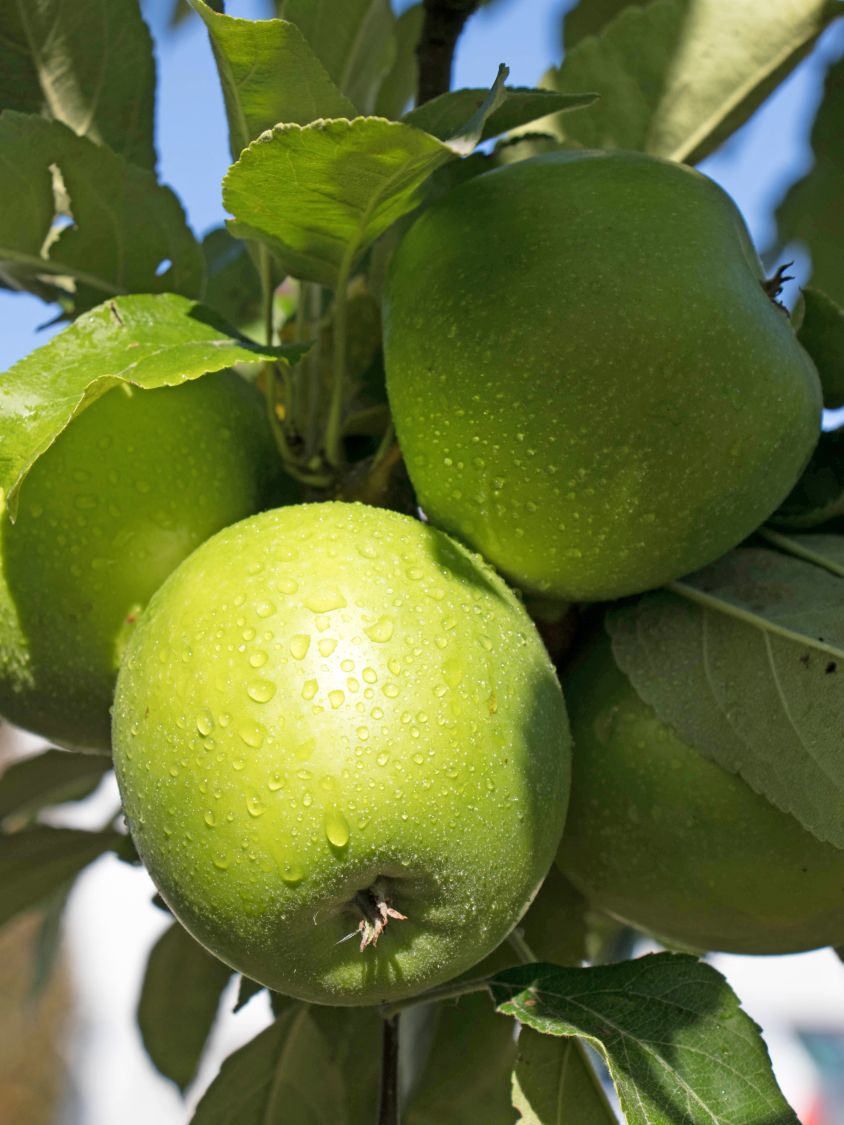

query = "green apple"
[
  {"left": 112, "top": 501, "right": 570, "bottom": 1005},
  {"left": 383, "top": 149, "right": 822, "bottom": 601},
  {"left": 557, "top": 628, "right": 844, "bottom": 954},
  {"left": 0, "top": 372, "right": 284, "bottom": 752}
]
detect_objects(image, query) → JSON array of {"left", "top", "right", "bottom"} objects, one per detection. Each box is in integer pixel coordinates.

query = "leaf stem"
[
  {"left": 260, "top": 248, "right": 274, "bottom": 347},
  {"left": 507, "top": 927, "right": 537, "bottom": 966},
  {"left": 416, "top": 0, "right": 482, "bottom": 105},
  {"left": 377, "top": 1014, "right": 401, "bottom": 1125},
  {"left": 759, "top": 526, "right": 844, "bottom": 579},
  {"left": 325, "top": 258, "right": 353, "bottom": 469}
]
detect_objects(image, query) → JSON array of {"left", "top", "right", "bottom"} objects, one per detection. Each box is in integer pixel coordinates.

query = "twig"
[
  {"left": 416, "top": 0, "right": 482, "bottom": 105},
  {"left": 377, "top": 1014, "right": 401, "bottom": 1125}
]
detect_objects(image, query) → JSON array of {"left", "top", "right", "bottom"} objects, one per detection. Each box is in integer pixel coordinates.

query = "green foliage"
[
  {"left": 512, "top": 1030, "right": 615, "bottom": 1124},
  {"left": 795, "top": 287, "right": 844, "bottom": 408},
  {"left": 0, "top": 750, "right": 112, "bottom": 827}
]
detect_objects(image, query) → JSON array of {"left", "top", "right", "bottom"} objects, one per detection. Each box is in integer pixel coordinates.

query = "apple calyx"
[
  {"left": 762, "top": 262, "right": 794, "bottom": 313},
  {"left": 353, "top": 879, "right": 408, "bottom": 951}
]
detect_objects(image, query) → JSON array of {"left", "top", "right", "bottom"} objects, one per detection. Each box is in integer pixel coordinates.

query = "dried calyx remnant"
[
  {"left": 353, "top": 879, "right": 407, "bottom": 951},
  {"left": 763, "top": 262, "right": 794, "bottom": 313}
]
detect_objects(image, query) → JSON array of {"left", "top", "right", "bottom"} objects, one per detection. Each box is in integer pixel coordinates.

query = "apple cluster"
[{"left": 1, "top": 150, "right": 840, "bottom": 1006}]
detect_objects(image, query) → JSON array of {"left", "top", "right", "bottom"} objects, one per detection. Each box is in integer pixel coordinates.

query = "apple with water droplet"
[
  {"left": 112, "top": 501, "right": 570, "bottom": 1004},
  {"left": 0, "top": 372, "right": 285, "bottom": 752},
  {"left": 383, "top": 149, "right": 821, "bottom": 601}
]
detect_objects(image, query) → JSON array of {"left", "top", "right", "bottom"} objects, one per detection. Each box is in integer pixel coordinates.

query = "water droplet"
[
  {"left": 362, "top": 667, "right": 377, "bottom": 684},
  {"left": 365, "top": 616, "right": 395, "bottom": 644},
  {"left": 232, "top": 757, "right": 246, "bottom": 771},
  {"left": 406, "top": 566, "right": 424, "bottom": 581},
  {"left": 212, "top": 852, "right": 231, "bottom": 870},
  {"left": 302, "top": 792, "right": 313, "bottom": 807},
  {"left": 196, "top": 710, "right": 214, "bottom": 737},
  {"left": 247, "top": 679, "right": 276, "bottom": 703},
  {"left": 281, "top": 863, "right": 304, "bottom": 884},
  {"left": 304, "top": 588, "right": 347, "bottom": 613},
  {"left": 238, "top": 722, "right": 266, "bottom": 749},
  {"left": 249, "top": 650, "right": 268, "bottom": 668},
  {"left": 277, "top": 578, "right": 298, "bottom": 594},
  {"left": 371, "top": 707, "right": 384, "bottom": 720},
  {"left": 357, "top": 542, "right": 378, "bottom": 559},
  {"left": 356, "top": 725, "right": 369, "bottom": 742},
  {"left": 255, "top": 600, "right": 275, "bottom": 619},
  {"left": 268, "top": 771, "right": 286, "bottom": 791},
  {"left": 324, "top": 808, "right": 350, "bottom": 848},
  {"left": 204, "top": 810, "right": 216, "bottom": 827},
  {"left": 247, "top": 794, "right": 266, "bottom": 818},
  {"left": 302, "top": 679, "right": 318, "bottom": 701},
  {"left": 387, "top": 657, "right": 401, "bottom": 676},
  {"left": 290, "top": 634, "right": 311, "bottom": 660},
  {"left": 318, "top": 638, "right": 337, "bottom": 657},
  {"left": 382, "top": 683, "right": 399, "bottom": 699},
  {"left": 565, "top": 547, "right": 583, "bottom": 559},
  {"left": 376, "top": 751, "right": 390, "bottom": 767},
  {"left": 328, "top": 689, "right": 345, "bottom": 709}
]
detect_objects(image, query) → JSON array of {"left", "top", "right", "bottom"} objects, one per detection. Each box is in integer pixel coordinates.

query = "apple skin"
[
  {"left": 112, "top": 501, "right": 570, "bottom": 1005},
  {"left": 556, "top": 628, "right": 844, "bottom": 954},
  {"left": 0, "top": 372, "right": 285, "bottom": 753},
  {"left": 383, "top": 149, "right": 821, "bottom": 601}
]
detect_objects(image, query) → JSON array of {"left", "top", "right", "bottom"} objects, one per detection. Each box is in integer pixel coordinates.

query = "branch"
[{"left": 416, "top": 0, "right": 482, "bottom": 105}]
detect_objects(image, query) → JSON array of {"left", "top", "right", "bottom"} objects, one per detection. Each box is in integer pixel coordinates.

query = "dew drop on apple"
[
  {"left": 212, "top": 851, "right": 231, "bottom": 870},
  {"left": 281, "top": 862, "right": 304, "bottom": 885},
  {"left": 249, "top": 650, "right": 268, "bottom": 668},
  {"left": 246, "top": 794, "right": 266, "bottom": 818},
  {"left": 290, "top": 634, "right": 310, "bottom": 660},
  {"left": 204, "top": 810, "right": 216, "bottom": 828},
  {"left": 247, "top": 680, "right": 276, "bottom": 703},
  {"left": 238, "top": 722, "right": 266, "bottom": 749},
  {"left": 196, "top": 710, "right": 214, "bottom": 737},
  {"left": 324, "top": 808, "right": 350, "bottom": 848},
  {"left": 365, "top": 616, "right": 395, "bottom": 643}
]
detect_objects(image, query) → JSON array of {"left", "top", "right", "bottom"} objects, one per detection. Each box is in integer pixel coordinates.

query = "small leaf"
[
  {"left": 191, "top": 1005, "right": 382, "bottom": 1124},
  {"left": 777, "top": 57, "right": 844, "bottom": 307},
  {"left": 0, "top": 292, "right": 307, "bottom": 516},
  {"left": 186, "top": 0, "right": 355, "bottom": 156},
  {"left": 30, "top": 883, "right": 72, "bottom": 998},
  {"left": 278, "top": 0, "right": 397, "bottom": 114},
  {"left": 223, "top": 117, "right": 454, "bottom": 287},
  {"left": 512, "top": 1029, "right": 616, "bottom": 1124},
  {"left": 405, "top": 86, "right": 596, "bottom": 145},
  {"left": 201, "top": 227, "right": 263, "bottom": 330},
  {"left": 0, "top": 0, "right": 157, "bottom": 169},
  {"left": 0, "top": 749, "right": 112, "bottom": 827},
  {"left": 490, "top": 955, "right": 798, "bottom": 1125},
  {"left": 608, "top": 547, "right": 844, "bottom": 846},
  {"left": 138, "top": 921, "right": 233, "bottom": 1091},
  {"left": 375, "top": 3, "right": 425, "bottom": 119},
  {"left": 403, "top": 993, "right": 518, "bottom": 1125},
  {"left": 771, "top": 428, "right": 844, "bottom": 529},
  {"left": 796, "top": 287, "right": 844, "bottom": 409},
  {"left": 540, "top": 0, "right": 839, "bottom": 164},
  {"left": 0, "top": 826, "right": 121, "bottom": 927},
  {"left": 233, "top": 974, "right": 264, "bottom": 1013},
  {"left": 0, "top": 112, "right": 203, "bottom": 313}
]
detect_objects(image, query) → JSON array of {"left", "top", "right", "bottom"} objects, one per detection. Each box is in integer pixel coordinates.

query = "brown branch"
[{"left": 416, "top": 0, "right": 482, "bottom": 106}]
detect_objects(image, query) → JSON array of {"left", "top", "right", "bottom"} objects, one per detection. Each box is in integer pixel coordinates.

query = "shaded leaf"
[
  {"left": 0, "top": 826, "right": 121, "bottom": 927},
  {"left": 0, "top": 0, "right": 156, "bottom": 169},
  {"left": 797, "top": 287, "right": 844, "bottom": 409},
  {"left": 0, "top": 112, "right": 203, "bottom": 313},
  {"left": 771, "top": 428, "right": 844, "bottom": 528},
  {"left": 375, "top": 3, "right": 425, "bottom": 119},
  {"left": 512, "top": 1029, "right": 616, "bottom": 1124},
  {"left": 0, "top": 749, "right": 112, "bottom": 826},
  {"left": 224, "top": 117, "right": 454, "bottom": 287},
  {"left": 278, "top": 0, "right": 396, "bottom": 114},
  {"left": 607, "top": 547, "right": 844, "bottom": 846},
  {"left": 233, "top": 974, "right": 264, "bottom": 1013},
  {"left": 202, "top": 227, "right": 263, "bottom": 330},
  {"left": 540, "top": 0, "right": 839, "bottom": 164},
  {"left": 762, "top": 530, "right": 844, "bottom": 577},
  {"left": 0, "top": 292, "right": 307, "bottom": 516},
  {"left": 562, "top": 0, "right": 642, "bottom": 50},
  {"left": 521, "top": 865, "right": 589, "bottom": 968},
  {"left": 138, "top": 921, "right": 232, "bottom": 1091},
  {"left": 490, "top": 955, "right": 797, "bottom": 1125},
  {"left": 191, "top": 1004, "right": 381, "bottom": 1124},
  {"left": 30, "top": 883, "right": 71, "bottom": 998},
  {"left": 187, "top": 0, "right": 355, "bottom": 159},
  {"left": 404, "top": 86, "right": 597, "bottom": 145},
  {"left": 777, "top": 56, "right": 844, "bottom": 307}
]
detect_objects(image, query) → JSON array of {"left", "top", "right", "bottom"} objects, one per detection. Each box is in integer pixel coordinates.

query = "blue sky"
[{"left": 1, "top": 0, "right": 842, "bottom": 371}]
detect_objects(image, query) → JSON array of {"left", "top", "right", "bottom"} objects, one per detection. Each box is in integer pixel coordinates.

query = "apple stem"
[
  {"left": 377, "top": 1014, "right": 401, "bottom": 1125},
  {"left": 354, "top": 880, "right": 408, "bottom": 951}
]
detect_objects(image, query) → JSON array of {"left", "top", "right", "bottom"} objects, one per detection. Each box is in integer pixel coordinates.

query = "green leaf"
[
  {"left": 512, "top": 1029, "right": 616, "bottom": 1124},
  {"left": 224, "top": 117, "right": 454, "bottom": 287},
  {"left": 403, "top": 993, "right": 518, "bottom": 1125},
  {"left": 30, "top": 883, "right": 72, "bottom": 998},
  {"left": 540, "top": 0, "right": 839, "bottom": 164},
  {"left": 404, "top": 86, "right": 597, "bottom": 145},
  {"left": 0, "top": 292, "right": 307, "bottom": 516},
  {"left": 607, "top": 547, "right": 844, "bottom": 846},
  {"left": 186, "top": 0, "right": 355, "bottom": 157},
  {"left": 278, "top": 0, "right": 397, "bottom": 114},
  {"left": 772, "top": 428, "right": 844, "bottom": 529},
  {"left": 0, "top": 112, "right": 203, "bottom": 313},
  {"left": 0, "top": 749, "right": 112, "bottom": 826},
  {"left": 138, "top": 921, "right": 233, "bottom": 1091},
  {"left": 0, "top": 0, "right": 157, "bottom": 170},
  {"left": 0, "top": 826, "right": 121, "bottom": 927},
  {"left": 777, "top": 57, "right": 844, "bottom": 307},
  {"left": 762, "top": 529, "right": 844, "bottom": 577},
  {"left": 490, "top": 955, "right": 798, "bottom": 1125},
  {"left": 521, "top": 866, "right": 589, "bottom": 968},
  {"left": 375, "top": 3, "right": 425, "bottom": 119},
  {"left": 201, "top": 227, "right": 263, "bottom": 330},
  {"left": 562, "top": 0, "right": 642, "bottom": 50},
  {"left": 191, "top": 1005, "right": 382, "bottom": 1124},
  {"left": 233, "top": 974, "right": 264, "bottom": 1013},
  {"left": 796, "top": 287, "right": 844, "bottom": 409}
]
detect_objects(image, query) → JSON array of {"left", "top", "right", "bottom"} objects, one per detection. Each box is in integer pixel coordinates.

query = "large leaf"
[
  {"left": 278, "top": 0, "right": 396, "bottom": 114},
  {"left": 0, "top": 112, "right": 203, "bottom": 313},
  {"left": 796, "top": 287, "right": 844, "bottom": 409},
  {"left": 490, "top": 955, "right": 797, "bottom": 1125},
  {"left": 777, "top": 56, "right": 844, "bottom": 307},
  {"left": 0, "top": 749, "right": 112, "bottom": 826},
  {"left": 539, "top": 0, "right": 840, "bottom": 164},
  {"left": 138, "top": 921, "right": 233, "bottom": 1091},
  {"left": 224, "top": 117, "right": 454, "bottom": 287},
  {"left": 374, "top": 3, "right": 425, "bottom": 119},
  {"left": 512, "top": 1029, "right": 616, "bottom": 1124},
  {"left": 0, "top": 292, "right": 307, "bottom": 516},
  {"left": 562, "top": 0, "right": 642, "bottom": 49},
  {"left": 608, "top": 546, "right": 844, "bottom": 846},
  {"left": 191, "top": 1005, "right": 382, "bottom": 1124},
  {"left": 0, "top": 826, "right": 121, "bottom": 927},
  {"left": 0, "top": 0, "right": 156, "bottom": 170},
  {"left": 404, "top": 86, "right": 597, "bottom": 144},
  {"left": 772, "top": 427, "right": 844, "bottom": 528},
  {"left": 186, "top": 0, "right": 355, "bottom": 157}
]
